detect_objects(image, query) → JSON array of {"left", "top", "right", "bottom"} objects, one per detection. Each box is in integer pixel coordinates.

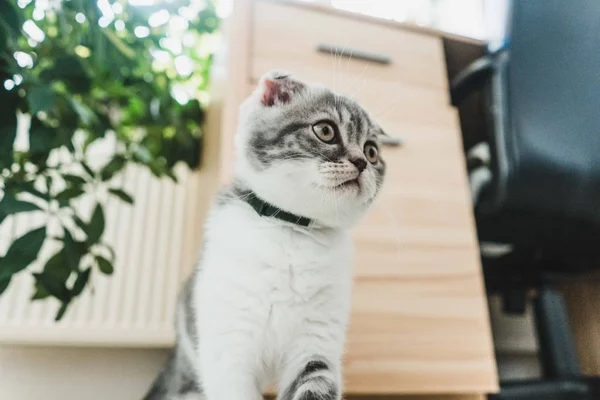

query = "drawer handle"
[
  {"left": 379, "top": 135, "right": 404, "bottom": 147},
  {"left": 316, "top": 44, "right": 391, "bottom": 65}
]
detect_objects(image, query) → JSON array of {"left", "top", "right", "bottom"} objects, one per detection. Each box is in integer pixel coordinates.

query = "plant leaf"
[
  {"left": 27, "top": 85, "right": 56, "bottom": 115},
  {"left": 73, "top": 214, "right": 88, "bottom": 233},
  {"left": 0, "top": 227, "right": 46, "bottom": 279},
  {"left": 62, "top": 174, "right": 87, "bottom": 186},
  {"left": 31, "top": 282, "right": 50, "bottom": 300},
  {"left": 0, "top": 276, "right": 10, "bottom": 296},
  {"left": 101, "top": 29, "right": 136, "bottom": 59},
  {"left": 63, "top": 230, "right": 85, "bottom": 271},
  {"left": 52, "top": 55, "right": 87, "bottom": 78},
  {"left": 0, "top": 1, "right": 21, "bottom": 37},
  {"left": 33, "top": 272, "right": 71, "bottom": 303},
  {"left": 70, "top": 98, "right": 96, "bottom": 126},
  {"left": 132, "top": 146, "right": 153, "bottom": 164},
  {"left": 0, "top": 194, "right": 43, "bottom": 224},
  {"left": 96, "top": 256, "right": 114, "bottom": 275},
  {"left": 55, "top": 302, "right": 70, "bottom": 321},
  {"left": 72, "top": 267, "right": 91, "bottom": 297},
  {"left": 148, "top": 158, "right": 167, "bottom": 177},
  {"left": 0, "top": 25, "right": 6, "bottom": 54},
  {"left": 41, "top": 249, "right": 71, "bottom": 281},
  {"left": 0, "top": 110, "right": 17, "bottom": 170},
  {"left": 20, "top": 180, "right": 46, "bottom": 199},
  {"left": 100, "top": 155, "right": 126, "bottom": 181},
  {"left": 0, "top": 196, "right": 42, "bottom": 213},
  {"left": 166, "top": 170, "right": 178, "bottom": 183},
  {"left": 100, "top": 243, "right": 116, "bottom": 262},
  {"left": 108, "top": 188, "right": 134, "bottom": 204},
  {"left": 86, "top": 203, "right": 105, "bottom": 245},
  {"left": 81, "top": 162, "right": 95, "bottom": 179},
  {"left": 40, "top": 55, "right": 91, "bottom": 94},
  {"left": 29, "top": 117, "right": 59, "bottom": 155},
  {"left": 55, "top": 187, "right": 85, "bottom": 206}
]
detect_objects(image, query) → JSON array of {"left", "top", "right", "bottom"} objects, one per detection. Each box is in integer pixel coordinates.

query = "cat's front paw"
[{"left": 282, "top": 359, "right": 339, "bottom": 400}]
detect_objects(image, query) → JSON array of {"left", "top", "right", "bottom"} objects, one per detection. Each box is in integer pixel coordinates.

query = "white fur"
[
  {"left": 194, "top": 202, "right": 352, "bottom": 400},
  {"left": 187, "top": 72, "right": 383, "bottom": 400}
]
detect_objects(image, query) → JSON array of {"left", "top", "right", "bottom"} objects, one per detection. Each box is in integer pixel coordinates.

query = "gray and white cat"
[{"left": 144, "top": 71, "right": 386, "bottom": 400}]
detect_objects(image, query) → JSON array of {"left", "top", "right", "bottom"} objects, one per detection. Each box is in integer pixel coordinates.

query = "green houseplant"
[{"left": 0, "top": 0, "right": 219, "bottom": 319}]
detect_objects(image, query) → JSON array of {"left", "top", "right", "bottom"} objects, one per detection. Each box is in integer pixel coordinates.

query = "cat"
[{"left": 143, "top": 70, "right": 387, "bottom": 400}]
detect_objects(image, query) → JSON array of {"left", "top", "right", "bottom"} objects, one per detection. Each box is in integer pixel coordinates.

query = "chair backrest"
[{"left": 484, "top": 0, "right": 600, "bottom": 224}]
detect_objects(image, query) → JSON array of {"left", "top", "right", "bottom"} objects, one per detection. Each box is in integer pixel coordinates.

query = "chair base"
[
  {"left": 484, "top": 269, "right": 592, "bottom": 399},
  {"left": 490, "top": 378, "right": 600, "bottom": 400}
]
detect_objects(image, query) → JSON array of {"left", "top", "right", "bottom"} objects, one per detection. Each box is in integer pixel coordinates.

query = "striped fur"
[{"left": 281, "top": 359, "right": 337, "bottom": 400}]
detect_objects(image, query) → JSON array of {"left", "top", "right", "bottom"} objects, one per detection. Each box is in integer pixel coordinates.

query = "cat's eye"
[
  {"left": 364, "top": 142, "right": 379, "bottom": 164},
  {"left": 312, "top": 121, "right": 337, "bottom": 143}
]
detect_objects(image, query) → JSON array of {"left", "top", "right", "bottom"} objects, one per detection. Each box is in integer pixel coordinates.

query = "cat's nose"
[{"left": 350, "top": 158, "right": 367, "bottom": 173}]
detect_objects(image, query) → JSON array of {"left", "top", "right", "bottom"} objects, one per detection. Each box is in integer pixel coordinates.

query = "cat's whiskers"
[
  {"left": 362, "top": 174, "right": 375, "bottom": 198},
  {"left": 330, "top": 42, "right": 340, "bottom": 95},
  {"left": 330, "top": 53, "right": 406, "bottom": 125},
  {"left": 314, "top": 149, "right": 337, "bottom": 164},
  {"left": 345, "top": 46, "right": 355, "bottom": 71},
  {"left": 345, "top": 61, "right": 370, "bottom": 101},
  {"left": 319, "top": 174, "right": 342, "bottom": 225},
  {"left": 331, "top": 41, "right": 352, "bottom": 106},
  {"left": 339, "top": 43, "right": 356, "bottom": 99},
  {"left": 369, "top": 77, "right": 425, "bottom": 123}
]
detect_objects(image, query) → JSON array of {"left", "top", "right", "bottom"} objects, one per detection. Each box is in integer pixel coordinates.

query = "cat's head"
[{"left": 235, "top": 71, "right": 386, "bottom": 228}]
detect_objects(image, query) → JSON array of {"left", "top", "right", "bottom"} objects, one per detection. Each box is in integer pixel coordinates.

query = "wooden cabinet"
[{"left": 215, "top": 0, "right": 497, "bottom": 396}]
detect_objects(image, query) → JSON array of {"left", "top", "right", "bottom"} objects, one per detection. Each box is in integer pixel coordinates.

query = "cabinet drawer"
[{"left": 251, "top": 1, "right": 448, "bottom": 91}]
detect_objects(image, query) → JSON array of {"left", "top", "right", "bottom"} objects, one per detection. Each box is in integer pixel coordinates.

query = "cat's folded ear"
[{"left": 259, "top": 70, "right": 305, "bottom": 107}]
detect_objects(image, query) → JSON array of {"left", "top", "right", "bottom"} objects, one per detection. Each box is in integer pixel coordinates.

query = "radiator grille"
[{"left": 0, "top": 162, "right": 208, "bottom": 347}]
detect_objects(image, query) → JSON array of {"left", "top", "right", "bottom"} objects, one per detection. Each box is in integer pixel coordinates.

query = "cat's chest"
[
  {"left": 211, "top": 206, "right": 352, "bottom": 298},
  {"left": 249, "top": 226, "right": 347, "bottom": 279},
  {"left": 215, "top": 205, "right": 349, "bottom": 261},
  {"left": 255, "top": 228, "right": 336, "bottom": 266}
]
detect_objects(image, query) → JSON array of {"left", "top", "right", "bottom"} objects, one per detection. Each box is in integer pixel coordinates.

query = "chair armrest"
[{"left": 450, "top": 55, "right": 496, "bottom": 106}]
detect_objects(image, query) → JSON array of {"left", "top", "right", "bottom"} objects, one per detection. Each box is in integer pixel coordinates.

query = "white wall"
[{"left": 0, "top": 346, "right": 169, "bottom": 400}]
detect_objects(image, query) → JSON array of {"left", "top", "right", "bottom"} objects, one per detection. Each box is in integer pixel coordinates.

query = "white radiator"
[{"left": 0, "top": 162, "right": 207, "bottom": 347}]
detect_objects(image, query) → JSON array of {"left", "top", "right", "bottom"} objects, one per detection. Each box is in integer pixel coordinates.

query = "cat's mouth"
[{"left": 333, "top": 178, "right": 360, "bottom": 190}]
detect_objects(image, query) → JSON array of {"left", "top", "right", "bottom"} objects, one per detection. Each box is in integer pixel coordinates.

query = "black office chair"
[{"left": 451, "top": 1, "right": 600, "bottom": 399}]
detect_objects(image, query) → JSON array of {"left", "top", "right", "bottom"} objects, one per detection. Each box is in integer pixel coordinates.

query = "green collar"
[{"left": 244, "top": 191, "right": 312, "bottom": 227}]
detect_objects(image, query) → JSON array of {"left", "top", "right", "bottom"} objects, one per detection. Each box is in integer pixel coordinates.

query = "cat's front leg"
[
  {"left": 278, "top": 355, "right": 341, "bottom": 400},
  {"left": 198, "top": 333, "right": 264, "bottom": 400},
  {"left": 196, "top": 288, "right": 267, "bottom": 400}
]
